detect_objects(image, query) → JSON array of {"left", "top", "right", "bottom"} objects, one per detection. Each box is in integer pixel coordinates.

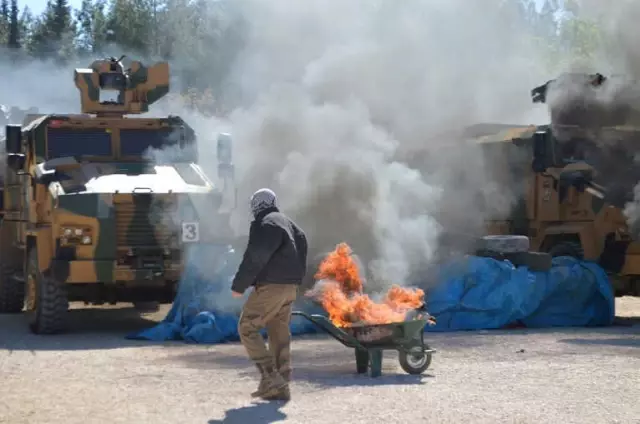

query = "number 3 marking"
[{"left": 181, "top": 222, "right": 200, "bottom": 242}]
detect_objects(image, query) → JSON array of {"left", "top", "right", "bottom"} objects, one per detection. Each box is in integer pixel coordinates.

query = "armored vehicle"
[
  {"left": 468, "top": 73, "right": 640, "bottom": 296},
  {"left": 0, "top": 56, "right": 235, "bottom": 333}
]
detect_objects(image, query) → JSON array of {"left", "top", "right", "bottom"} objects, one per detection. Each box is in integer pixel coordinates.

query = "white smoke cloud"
[
  {"left": 205, "top": 0, "right": 551, "bottom": 289},
  {"left": 3, "top": 1, "right": 573, "bottom": 295}
]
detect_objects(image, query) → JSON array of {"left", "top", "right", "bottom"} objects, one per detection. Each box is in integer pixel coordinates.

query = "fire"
[
  {"left": 310, "top": 242, "right": 427, "bottom": 327},
  {"left": 314, "top": 242, "right": 363, "bottom": 293}
]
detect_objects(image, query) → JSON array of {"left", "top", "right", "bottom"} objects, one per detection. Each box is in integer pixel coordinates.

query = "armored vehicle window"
[
  {"left": 47, "top": 128, "right": 112, "bottom": 158},
  {"left": 120, "top": 128, "right": 192, "bottom": 157}
]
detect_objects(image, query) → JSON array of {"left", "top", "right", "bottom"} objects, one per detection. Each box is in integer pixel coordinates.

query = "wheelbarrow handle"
[{"left": 291, "top": 310, "right": 364, "bottom": 349}]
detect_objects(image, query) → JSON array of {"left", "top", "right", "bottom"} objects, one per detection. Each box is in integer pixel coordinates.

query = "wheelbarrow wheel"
[{"left": 399, "top": 346, "right": 432, "bottom": 375}]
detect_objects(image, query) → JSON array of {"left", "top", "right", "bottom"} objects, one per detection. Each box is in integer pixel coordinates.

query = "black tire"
[
  {"left": 475, "top": 250, "right": 552, "bottom": 272},
  {"left": 26, "top": 249, "right": 68, "bottom": 334},
  {"left": 477, "top": 235, "right": 530, "bottom": 254},
  {"left": 399, "top": 345, "right": 432, "bottom": 375},
  {"left": 0, "top": 262, "right": 24, "bottom": 313},
  {"left": 475, "top": 249, "right": 507, "bottom": 260},
  {"left": 507, "top": 252, "right": 553, "bottom": 272},
  {"left": 548, "top": 241, "right": 584, "bottom": 260},
  {"left": 133, "top": 301, "right": 160, "bottom": 312}
]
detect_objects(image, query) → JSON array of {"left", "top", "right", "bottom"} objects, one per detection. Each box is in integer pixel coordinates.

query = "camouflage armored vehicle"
[
  {"left": 0, "top": 56, "right": 236, "bottom": 334},
  {"left": 464, "top": 73, "right": 640, "bottom": 296}
]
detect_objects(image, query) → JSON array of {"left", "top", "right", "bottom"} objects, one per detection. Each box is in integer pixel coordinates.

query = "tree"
[
  {"left": 27, "top": 0, "right": 76, "bottom": 61},
  {"left": 0, "top": 0, "right": 8, "bottom": 44},
  {"left": 19, "top": 5, "right": 33, "bottom": 43},
  {"left": 75, "top": 0, "right": 107, "bottom": 54},
  {"left": 106, "top": 0, "right": 154, "bottom": 55},
  {"left": 553, "top": 0, "right": 603, "bottom": 71},
  {"left": 8, "top": 0, "right": 19, "bottom": 48},
  {"left": 537, "top": 0, "right": 560, "bottom": 40},
  {"left": 50, "top": 0, "right": 74, "bottom": 40}
]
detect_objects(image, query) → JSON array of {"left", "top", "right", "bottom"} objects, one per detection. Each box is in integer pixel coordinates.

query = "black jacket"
[{"left": 231, "top": 207, "right": 308, "bottom": 293}]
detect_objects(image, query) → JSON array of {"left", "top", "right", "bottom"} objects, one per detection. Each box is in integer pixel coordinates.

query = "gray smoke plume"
[
  {"left": 3, "top": 1, "right": 561, "bottom": 298},
  {"left": 175, "top": 0, "right": 552, "bottom": 291},
  {"left": 0, "top": 55, "right": 80, "bottom": 114}
]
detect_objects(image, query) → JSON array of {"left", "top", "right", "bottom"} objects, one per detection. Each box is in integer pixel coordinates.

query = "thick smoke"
[
  {"left": 3, "top": 1, "right": 563, "bottom": 297},
  {"left": 0, "top": 54, "right": 80, "bottom": 114},
  {"left": 195, "top": 0, "right": 550, "bottom": 289},
  {"left": 144, "top": 0, "right": 556, "bottom": 292},
  {"left": 585, "top": 0, "right": 640, "bottom": 234}
]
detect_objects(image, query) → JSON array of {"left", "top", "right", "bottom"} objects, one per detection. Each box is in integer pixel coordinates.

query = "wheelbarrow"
[{"left": 292, "top": 310, "right": 436, "bottom": 378}]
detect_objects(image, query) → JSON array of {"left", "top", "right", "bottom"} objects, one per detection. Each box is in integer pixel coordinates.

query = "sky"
[
  {"left": 23, "top": 0, "right": 80, "bottom": 15},
  {"left": 22, "top": 0, "right": 547, "bottom": 17}
]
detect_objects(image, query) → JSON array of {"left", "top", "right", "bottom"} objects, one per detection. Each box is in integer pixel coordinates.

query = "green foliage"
[
  {"left": 19, "top": 6, "right": 33, "bottom": 44},
  {"left": 106, "top": 0, "right": 155, "bottom": 55},
  {"left": 26, "top": 0, "right": 76, "bottom": 62},
  {"left": 0, "top": 0, "right": 8, "bottom": 44},
  {"left": 8, "top": 0, "right": 20, "bottom": 48},
  {"left": 75, "top": 0, "right": 107, "bottom": 53}
]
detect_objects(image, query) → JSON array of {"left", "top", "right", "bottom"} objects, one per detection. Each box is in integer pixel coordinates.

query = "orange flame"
[{"left": 310, "top": 242, "right": 426, "bottom": 327}]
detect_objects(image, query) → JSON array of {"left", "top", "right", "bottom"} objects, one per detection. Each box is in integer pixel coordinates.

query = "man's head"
[{"left": 250, "top": 188, "right": 278, "bottom": 217}]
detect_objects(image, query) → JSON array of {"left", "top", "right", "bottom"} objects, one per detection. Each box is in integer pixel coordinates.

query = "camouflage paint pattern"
[
  {"left": 40, "top": 160, "right": 215, "bottom": 284},
  {"left": 47, "top": 193, "right": 185, "bottom": 285},
  {"left": 2, "top": 114, "right": 218, "bottom": 290}
]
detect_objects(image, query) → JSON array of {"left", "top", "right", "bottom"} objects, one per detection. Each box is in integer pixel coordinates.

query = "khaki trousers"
[{"left": 238, "top": 284, "right": 299, "bottom": 377}]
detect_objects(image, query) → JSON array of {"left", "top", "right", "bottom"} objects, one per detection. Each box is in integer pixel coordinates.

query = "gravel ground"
[{"left": 0, "top": 298, "right": 639, "bottom": 424}]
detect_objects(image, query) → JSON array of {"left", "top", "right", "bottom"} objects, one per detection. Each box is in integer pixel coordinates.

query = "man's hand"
[{"left": 232, "top": 291, "right": 243, "bottom": 298}]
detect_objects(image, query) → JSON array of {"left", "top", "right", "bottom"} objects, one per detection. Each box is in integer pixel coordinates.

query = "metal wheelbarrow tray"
[{"left": 292, "top": 310, "right": 436, "bottom": 378}]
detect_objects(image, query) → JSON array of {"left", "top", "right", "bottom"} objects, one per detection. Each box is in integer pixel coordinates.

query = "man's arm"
[
  {"left": 296, "top": 228, "right": 308, "bottom": 279},
  {"left": 231, "top": 222, "right": 283, "bottom": 294}
]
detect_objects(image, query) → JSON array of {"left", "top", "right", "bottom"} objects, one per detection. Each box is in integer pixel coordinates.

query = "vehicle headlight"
[{"left": 60, "top": 226, "right": 93, "bottom": 245}]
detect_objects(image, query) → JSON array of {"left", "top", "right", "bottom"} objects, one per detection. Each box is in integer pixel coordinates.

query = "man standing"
[{"left": 232, "top": 188, "right": 308, "bottom": 401}]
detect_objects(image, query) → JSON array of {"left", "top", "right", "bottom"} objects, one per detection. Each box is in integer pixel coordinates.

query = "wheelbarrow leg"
[
  {"left": 369, "top": 350, "right": 383, "bottom": 378},
  {"left": 355, "top": 349, "right": 369, "bottom": 374}
]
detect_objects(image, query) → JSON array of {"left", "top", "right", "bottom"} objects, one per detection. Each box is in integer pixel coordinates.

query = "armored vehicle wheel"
[
  {"left": 478, "top": 235, "right": 530, "bottom": 254},
  {"left": 548, "top": 241, "right": 584, "bottom": 260},
  {"left": 0, "top": 262, "right": 24, "bottom": 313},
  {"left": 25, "top": 250, "right": 68, "bottom": 334},
  {"left": 399, "top": 345, "right": 432, "bottom": 375}
]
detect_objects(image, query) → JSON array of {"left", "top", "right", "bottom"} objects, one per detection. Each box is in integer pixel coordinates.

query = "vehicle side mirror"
[
  {"left": 217, "top": 133, "right": 232, "bottom": 165},
  {"left": 532, "top": 130, "right": 554, "bottom": 173},
  {"left": 218, "top": 163, "right": 235, "bottom": 180},
  {"left": 5, "top": 124, "right": 22, "bottom": 154},
  {"left": 217, "top": 132, "right": 234, "bottom": 180},
  {"left": 7, "top": 153, "right": 26, "bottom": 172}
]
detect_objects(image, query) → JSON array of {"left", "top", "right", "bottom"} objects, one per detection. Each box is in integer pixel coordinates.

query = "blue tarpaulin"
[
  {"left": 128, "top": 247, "right": 615, "bottom": 343},
  {"left": 127, "top": 244, "right": 320, "bottom": 343},
  {"left": 424, "top": 255, "right": 614, "bottom": 331}
]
